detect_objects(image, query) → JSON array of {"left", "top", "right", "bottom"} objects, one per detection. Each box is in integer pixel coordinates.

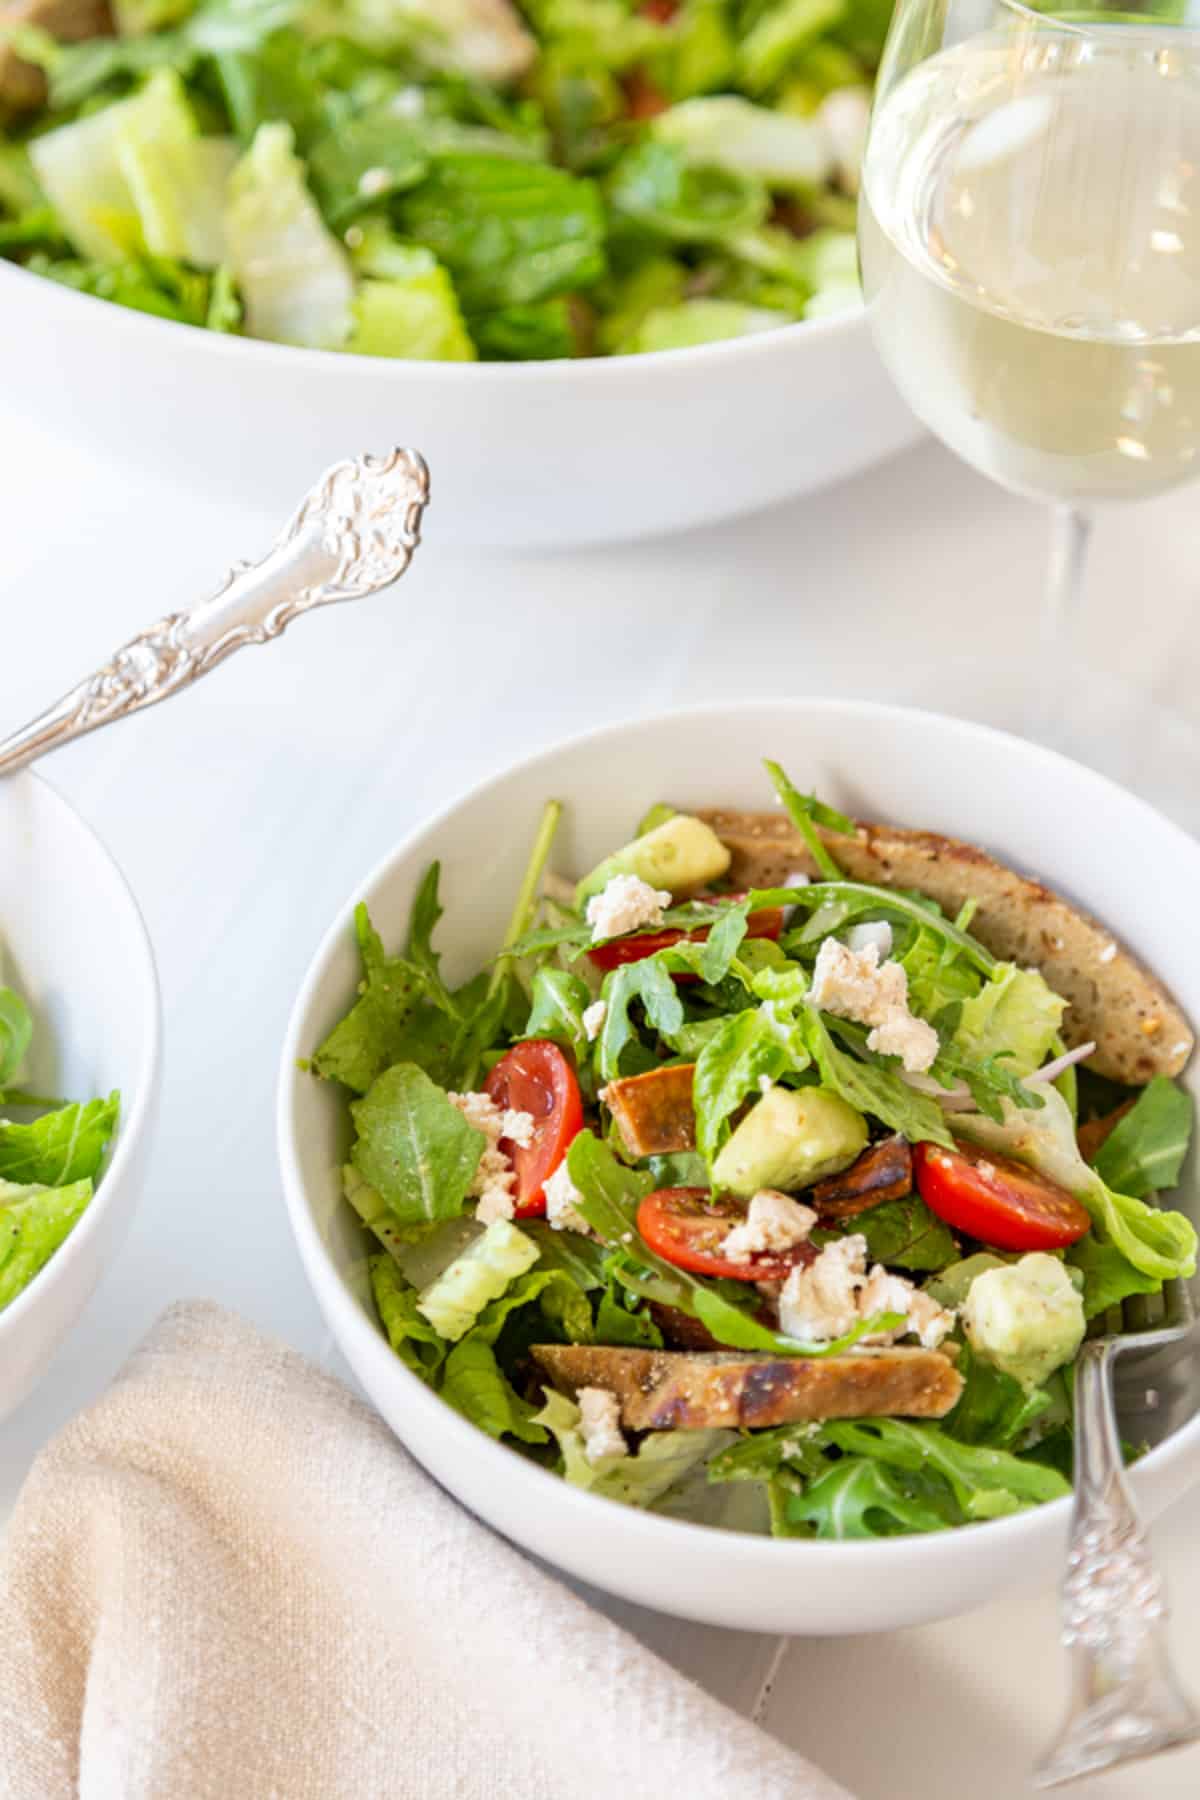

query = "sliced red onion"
[
  {"left": 1025, "top": 1042, "right": 1096, "bottom": 1085},
  {"left": 900, "top": 1070, "right": 975, "bottom": 1109}
]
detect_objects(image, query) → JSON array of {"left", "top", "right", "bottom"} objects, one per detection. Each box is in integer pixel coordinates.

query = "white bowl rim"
[
  {"left": 0, "top": 253, "right": 865, "bottom": 382},
  {"left": 277, "top": 696, "right": 1200, "bottom": 1564},
  {"left": 0, "top": 767, "right": 162, "bottom": 1341}
]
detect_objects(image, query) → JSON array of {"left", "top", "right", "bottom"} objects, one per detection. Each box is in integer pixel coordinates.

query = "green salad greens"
[
  {"left": 311, "top": 763, "right": 1196, "bottom": 1540},
  {"left": 0, "top": 0, "right": 882, "bottom": 356},
  {"left": 0, "top": 976, "right": 119, "bottom": 1313}
]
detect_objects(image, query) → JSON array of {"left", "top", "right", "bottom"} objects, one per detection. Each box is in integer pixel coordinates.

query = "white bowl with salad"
[
  {"left": 0, "top": 770, "right": 160, "bottom": 1422},
  {"left": 277, "top": 700, "right": 1200, "bottom": 1633},
  {"left": 0, "top": 0, "right": 919, "bottom": 546}
]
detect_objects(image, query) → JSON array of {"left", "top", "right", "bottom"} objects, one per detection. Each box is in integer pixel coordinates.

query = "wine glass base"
[{"left": 878, "top": 654, "right": 1200, "bottom": 840}]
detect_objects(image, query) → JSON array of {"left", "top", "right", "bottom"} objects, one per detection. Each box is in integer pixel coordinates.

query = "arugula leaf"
[
  {"left": 824, "top": 1418, "right": 1070, "bottom": 1519},
  {"left": 789, "top": 882, "right": 997, "bottom": 976},
  {"left": 0, "top": 1178, "right": 93, "bottom": 1313},
  {"left": 795, "top": 1005, "right": 954, "bottom": 1148},
  {"left": 763, "top": 759, "right": 853, "bottom": 879},
  {"left": 780, "top": 1457, "right": 956, "bottom": 1539},
  {"left": 596, "top": 957, "right": 685, "bottom": 1080},
  {"left": 370, "top": 1253, "right": 447, "bottom": 1384},
  {"left": 0, "top": 989, "right": 33, "bottom": 1087},
  {"left": 350, "top": 1063, "right": 483, "bottom": 1226},
  {"left": 822, "top": 1193, "right": 956, "bottom": 1272},
  {"left": 942, "top": 1345, "right": 1054, "bottom": 1449},
  {"left": 313, "top": 903, "right": 426, "bottom": 1093},
  {"left": 522, "top": 1221, "right": 609, "bottom": 1288},
  {"left": 707, "top": 1422, "right": 828, "bottom": 1486},
  {"left": 523, "top": 967, "right": 592, "bottom": 1068},
  {"left": 440, "top": 1338, "right": 548, "bottom": 1444},
  {"left": 691, "top": 1002, "right": 809, "bottom": 1162},
  {"left": 1092, "top": 1077, "right": 1193, "bottom": 1199},
  {"left": 595, "top": 1280, "right": 663, "bottom": 1346},
  {"left": 0, "top": 1094, "right": 119, "bottom": 1186}
]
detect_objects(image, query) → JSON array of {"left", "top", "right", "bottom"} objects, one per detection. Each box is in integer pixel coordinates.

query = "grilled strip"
[
  {"left": 532, "top": 1343, "right": 963, "bottom": 1430},
  {"left": 603, "top": 1062, "right": 697, "bottom": 1157},
  {"left": 0, "top": 0, "right": 111, "bottom": 113},
  {"left": 809, "top": 1134, "right": 913, "bottom": 1219},
  {"left": 699, "top": 808, "right": 1193, "bottom": 1086}
]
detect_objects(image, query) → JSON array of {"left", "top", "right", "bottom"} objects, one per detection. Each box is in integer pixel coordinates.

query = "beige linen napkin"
[{"left": 0, "top": 1302, "right": 851, "bottom": 1800}]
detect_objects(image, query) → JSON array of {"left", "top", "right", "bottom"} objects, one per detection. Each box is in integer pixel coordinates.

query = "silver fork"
[{"left": 1035, "top": 1278, "right": 1200, "bottom": 1788}]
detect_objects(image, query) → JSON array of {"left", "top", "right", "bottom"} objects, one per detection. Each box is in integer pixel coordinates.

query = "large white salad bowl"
[
  {"left": 0, "top": 263, "right": 918, "bottom": 548},
  {"left": 0, "top": 770, "right": 161, "bottom": 1423},
  {"left": 277, "top": 700, "right": 1200, "bottom": 1633}
]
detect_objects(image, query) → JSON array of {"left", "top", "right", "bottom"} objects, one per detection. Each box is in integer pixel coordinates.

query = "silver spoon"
[{"left": 0, "top": 447, "right": 430, "bottom": 776}]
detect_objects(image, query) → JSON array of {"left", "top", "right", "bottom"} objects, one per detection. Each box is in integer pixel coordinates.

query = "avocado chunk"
[
  {"left": 712, "top": 1084, "right": 868, "bottom": 1198},
  {"left": 575, "top": 813, "right": 731, "bottom": 908},
  {"left": 960, "top": 1253, "right": 1085, "bottom": 1391}
]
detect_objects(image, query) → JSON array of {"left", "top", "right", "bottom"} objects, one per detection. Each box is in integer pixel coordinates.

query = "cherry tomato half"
[
  {"left": 636, "top": 1187, "right": 817, "bottom": 1282},
  {"left": 483, "top": 1040, "right": 584, "bottom": 1218},
  {"left": 587, "top": 904, "right": 785, "bottom": 974},
  {"left": 912, "top": 1139, "right": 1092, "bottom": 1251}
]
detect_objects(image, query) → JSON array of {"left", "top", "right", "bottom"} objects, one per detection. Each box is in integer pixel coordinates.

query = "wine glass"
[{"left": 858, "top": 0, "right": 1200, "bottom": 735}]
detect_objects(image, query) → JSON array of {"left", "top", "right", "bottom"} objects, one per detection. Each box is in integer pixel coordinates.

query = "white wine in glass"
[{"left": 858, "top": 0, "right": 1200, "bottom": 672}]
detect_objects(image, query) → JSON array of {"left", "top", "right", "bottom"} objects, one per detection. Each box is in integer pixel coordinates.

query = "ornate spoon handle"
[
  {"left": 1035, "top": 1339, "right": 1200, "bottom": 1788},
  {"left": 0, "top": 447, "right": 430, "bottom": 777}
]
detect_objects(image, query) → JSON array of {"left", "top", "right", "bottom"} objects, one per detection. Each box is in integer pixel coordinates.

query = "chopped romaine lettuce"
[
  {"left": 416, "top": 1218, "right": 539, "bottom": 1340},
  {"left": 535, "top": 1387, "right": 730, "bottom": 1503},
  {"left": 225, "top": 122, "right": 354, "bottom": 346},
  {"left": 654, "top": 96, "right": 833, "bottom": 189},
  {"left": 0, "top": 1178, "right": 94, "bottom": 1313}
]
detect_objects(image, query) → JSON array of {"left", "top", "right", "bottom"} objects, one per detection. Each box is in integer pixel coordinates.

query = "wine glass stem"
[{"left": 1037, "top": 506, "right": 1092, "bottom": 740}]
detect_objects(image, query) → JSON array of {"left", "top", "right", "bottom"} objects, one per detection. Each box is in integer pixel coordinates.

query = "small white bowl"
[
  {"left": 0, "top": 263, "right": 918, "bottom": 549},
  {"left": 277, "top": 701, "right": 1200, "bottom": 1633},
  {"left": 0, "top": 771, "right": 161, "bottom": 1422}
]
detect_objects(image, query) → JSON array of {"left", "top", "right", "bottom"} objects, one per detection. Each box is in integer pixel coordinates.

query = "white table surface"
[{"left": 2, "top": 412, "right": 1199, "bottom": 1800}]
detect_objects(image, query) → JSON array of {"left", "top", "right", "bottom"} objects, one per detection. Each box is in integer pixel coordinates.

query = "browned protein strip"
[
  {"left": 1077, "top": 1101, "right": 1135, "bottom": 1166},
  {"left": 809, "top": 1135, "right": 913, "bottom": 1219},
  {"left": 531, "top": 1344, "right": 963, "bottom": 1431},
  {"left": 698, "top": 809, "right": 1194, "bottom": 1087},
  {"left": 0, "top": 0, "right": 111, "bottom": 111},
  {"left": 603, "top": 1063, "right": 697, "bottom": 1157}
]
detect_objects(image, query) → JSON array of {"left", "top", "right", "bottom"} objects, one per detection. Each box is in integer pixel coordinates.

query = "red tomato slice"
[
  {"left": 483, "top": 1040, "right": 584, "bottom": 1219},
  {"left": 912, "top": 1139, "right": 1092, "bottom": 1251},
  {"left": 636, "top": 1187, "right": 817, "bottom": 1282},
  {"left": 587, "top": 904, "right": 785, "bottom": 975}
]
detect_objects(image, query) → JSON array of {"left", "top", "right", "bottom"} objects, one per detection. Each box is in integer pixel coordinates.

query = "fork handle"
[
  {"left": 1035, "top": 1338, "right": 1200, "bottom": 1787},
  {"left": 0, "top": 448, "right": 429, "bottom": 778}
]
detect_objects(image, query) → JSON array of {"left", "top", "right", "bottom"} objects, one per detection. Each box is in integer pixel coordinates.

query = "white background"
[{"left": 2, "top": 411, "right": 1199, "bottom": 1799}]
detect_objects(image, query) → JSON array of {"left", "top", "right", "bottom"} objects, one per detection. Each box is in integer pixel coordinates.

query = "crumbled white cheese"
[
  {"left": 778, "top": 1236, "right": 955, "bottom": 1348},
  {"left": 583, "top": 999, "right": 608, "bottom": 1042},
  {"left": 447, "top": 1089, "right": 536, "bottom": 1225},
  {"left": 723, "top": 1190, "right": 817, "bottom": 1263},
  {"left": 585, "top": 874, "right": 672, "bottom": 943},
  {"left": 778, "top": 1235, "right": 868, "bottom": 1342},
  {"left": 544, "top": 1159, "right": 591, "bottom": 1235},
  {"left": 845, "top": 920, "right": 893, "bottom": 960},
  {"left": 809, "top": 937, "right": 939, "bottom": 1074},
  {"left": 578, "top": 1387, "right": 627, "bottom": 1463},
  {"left": 389, "top": 85, "right": 426, "bottom": 118},
  {"left": 1099, "top": 941, "right": 1118, "bottom": 964},
  {"left": 860, "top": 1264, "right": 955, "bottom": 1349},
  {"left": 357, "top": 165, "right": 392, "bottom": 197}
]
